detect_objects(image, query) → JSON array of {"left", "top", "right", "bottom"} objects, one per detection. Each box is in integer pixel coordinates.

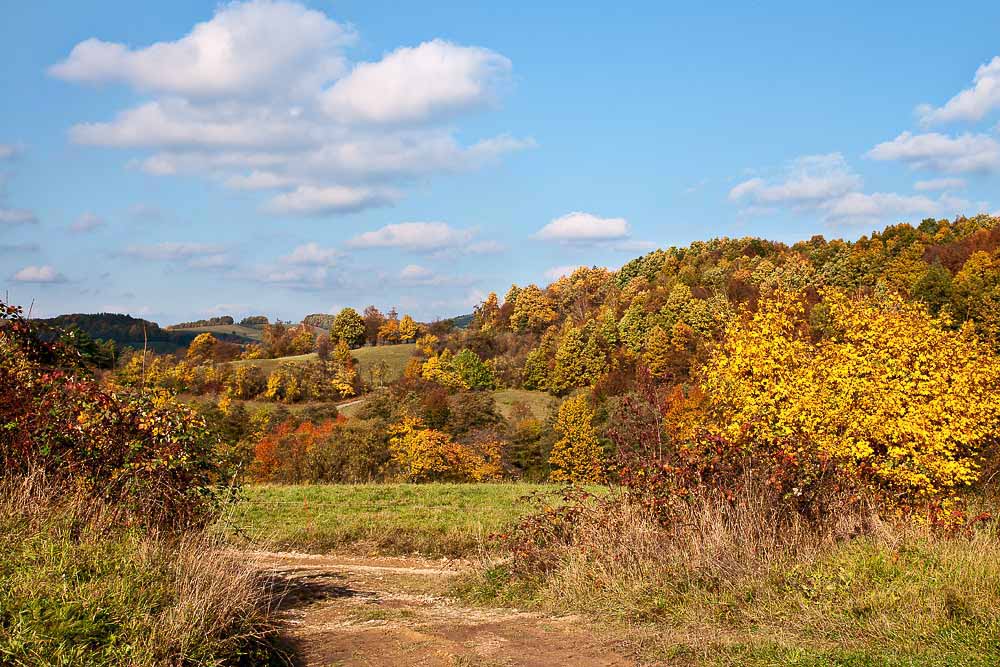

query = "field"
[
  {"left": 491, "top": 388, "right": 559, "bottom": 421},
  {"left": 165, "top": 323, "right": 264, "bottom": 342},
  {"left": 230, "top": 343, "right": 415, "bottom": 383},
  {"left": 225, "top": 483, "right": 1000, "bottom": 666},
  {"left": 225, "top": 482, "right": 570, "bottom": 557}
]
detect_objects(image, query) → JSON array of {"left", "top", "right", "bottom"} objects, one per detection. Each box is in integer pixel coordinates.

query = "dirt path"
[{"left": 255, "top": 551, "right": 637, "bottom": 667}]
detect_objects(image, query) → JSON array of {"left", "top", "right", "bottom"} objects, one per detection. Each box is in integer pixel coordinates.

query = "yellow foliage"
[
  {"left": 388, "top": 416, "right": 504, "bottom": 482},
  {"left": 549, "top": 393, "right": 605, "bottom": 483},
  {"left": 420, "top": 349, "right": 469, "bottom": 389},
  {"left": 701, "top": 289, "right": 1000, "bottom": 503}
]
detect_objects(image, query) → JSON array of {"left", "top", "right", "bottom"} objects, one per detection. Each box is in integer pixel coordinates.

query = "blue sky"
[{"left": 2, "top": 1, "right": 999, "bottom": 323}]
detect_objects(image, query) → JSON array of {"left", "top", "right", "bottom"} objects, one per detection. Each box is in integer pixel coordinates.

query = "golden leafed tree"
[{"left": 549, "top": 393, "right": 605, "bottom": 483}]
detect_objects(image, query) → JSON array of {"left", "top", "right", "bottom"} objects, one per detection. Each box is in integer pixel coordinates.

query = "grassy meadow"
[
  {"left": 225, "top": 482, "right": 570, "bottom": 557},
  {"left": 165, "top": 323, "right": 265, "bottom": 342},
  {"left": 231, "top": 342, "right": 415, "bottom": 383}
]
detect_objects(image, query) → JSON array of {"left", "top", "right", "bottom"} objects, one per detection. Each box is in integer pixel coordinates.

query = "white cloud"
[
  {"left": 224, "top": 170, "right": 296, "bottom": 190},
  {"left": 534, "top": 212, "right": 630, "bottom": 242},
  {"left": 731, "top": 152, "right": 988, "bottom": 225},
  {"left": 914, "top": 177, "right": 967, "bottom": 192},
  {"left": 821, "top": 192, "right": 941, "bottom": 226},
  {"left": 0, "top": 208, "right": 38, "bottom": 225},
  {"left": 267, "top": 184, "right": 399, "bottom": 216},
  {"left": 49, "top": 0, "right": 356, "bottom": 97},
  {"left": 347, "top": 221, "right": 475, "bottom": 251},
  {"left": 70, "top": 212, "right": 105, "bottom": 233},
  {"left": 397, "top": 263, "right": 472, "bottom": 287},
  {"left": 917, "top": 56, "right": 1000, "bottom": 126},
  {"left": 252, "top": 265, "right": 338, "bottom": 291},
  {"left": 320, "top": 39, "right": 510, "bottom": 124},
  {"left": 867, "top": 132, "right": 1000, "bottom": 173},
  {"left": 51, "top": 1, "right": 530, "bottom": 217},
  {"left": 729, "top": 153, "right": 861, "bottom": 204},
  {"left": 400, "top": 264, "right": 433, "bottom": 280},
  {"left": 12, "top": 265, "right": 67, "bottom": 283},
  {"left": 280, "top": 242, "right": 341, "bottom": 266}
]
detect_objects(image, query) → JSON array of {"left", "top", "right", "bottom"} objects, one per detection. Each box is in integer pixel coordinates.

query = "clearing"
[
  {"left": 228, "top": 483, "right": 565, "bottom": 557},
  {"left": 259, "top": 550, "right": 633, "bottom": 667},
  {"left": 231, "top": 343, "right": 416, "bottom": 382}
]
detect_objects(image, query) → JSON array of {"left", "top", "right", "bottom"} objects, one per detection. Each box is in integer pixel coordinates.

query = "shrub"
[
  {"left": 388, "top": 416, "right": 504, "bottom": 482},
  {"left": 1, "top": 303, "right": 223, "bottom": 528}
]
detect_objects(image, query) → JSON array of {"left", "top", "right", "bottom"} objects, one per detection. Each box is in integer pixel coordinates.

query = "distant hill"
[
  {"left": 39, "top": 313, "right": 196, "bottom": 353},
  {"left": 449, "top": 313, "right": 474, "bottom": 329},
  {"left": 40, "top": 313, "right": 256, "bottom": 352}
]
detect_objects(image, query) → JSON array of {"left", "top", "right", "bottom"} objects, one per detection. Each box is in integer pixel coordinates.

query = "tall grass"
[
  {"left": 463, "top": 484, "right": 1000, "bottom": 665},
  {"left": 0, "top": 473, "right": 286, "bottom": 666}
]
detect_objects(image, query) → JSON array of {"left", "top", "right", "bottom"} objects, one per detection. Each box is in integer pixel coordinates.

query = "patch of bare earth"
[{"left": 255, "top": 551, "right": 636, "bottom": 666}]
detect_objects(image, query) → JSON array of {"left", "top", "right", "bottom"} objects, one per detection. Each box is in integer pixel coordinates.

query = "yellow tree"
[
  {"left": 398, "top": 314, "right": 418, "bottom": 342},
  {"left": 186, "top": 332, "right": 218, "bottom": 364},
  {"left": 549, "top": 393, "right": 605, "bottom": 483},
  {"left": 329, "top": 339, "right": 358, "bottom": 398},
  {"left": 701, "top": 289, "right": 1000, "bottom": 506},
  {"left": 378, "top": 318, "right": 400, "bottom": 344},
  {"left": 642, "top": 325, "right": 672, "bottom": 379}
]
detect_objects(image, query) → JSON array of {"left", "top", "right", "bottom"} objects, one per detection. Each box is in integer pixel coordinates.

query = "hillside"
[
  {"left": 39, "top": 312, "right": 197, "bottom": 352},
  {"left": 165, "top": 323, "right": 263, "bottom": 344}
]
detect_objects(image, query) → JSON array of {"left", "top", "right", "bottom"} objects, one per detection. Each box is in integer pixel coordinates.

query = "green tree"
[
  {"left": 452, "top": 349, "right": 496, "bottom": 389},
  {"left": 331, "top": 307, "right": 366, "bottom": 347}
]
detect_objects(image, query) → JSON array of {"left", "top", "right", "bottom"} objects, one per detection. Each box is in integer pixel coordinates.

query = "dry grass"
[
  {"left": 0, "top": 472, "right": 287, "bottom": 666},
  {"left": 462, "top": 485, "right": 1000, "bottom": 665}
]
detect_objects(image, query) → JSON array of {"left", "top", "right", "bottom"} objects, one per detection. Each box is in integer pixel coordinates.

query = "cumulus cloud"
[
  {"left": 252, "top": 265, "right": 339, "bottom": 291},
  {"left": 917, "top": 56, "right": 1000, "bottom": 126},
  {"left": 268, "top": 185, "right": 399, "bottom": 216},
  {"left": 729, "top": 153, "right": 861, "bottom": 205},
  {"left": 730, "top": 152, "right": 987, "bottom": 225},
  {"left": 347, "top": 221, "right": 475, "bottom": 251},
  {"left": 868, "top": 132, "right": 1000, "bottom": 173},
  {"left": 119, "top": 242, "right": 232, "bottom": 269},
  {"left": 397, "top": 263, "right": 472, "bottom": 287},
  {"left": 534, "top": 212, "right": 630, "bottom": 242},
  {"left": 49, "top": 0, "right": 356, "bottom": 97},
  {"left": 280, "top": 242, "right": 341, "bottom": 266},
  {"left": 224, "top": 170, "right": 296, "bottom": 191},
  {"left": 320, "top": 39, "right": 510, "bottom": 124},
  {"left": 11, "top": 265, "right": 67, "bottom": 283},
  {"left": 914, "top": 177, "right": 967, "bottom": 192},
  {"left": 69, "top": 212, "right": 105, "bottom": 233},
  {"left": 51, "top": 1, "right": 531, "bottom": 216}
]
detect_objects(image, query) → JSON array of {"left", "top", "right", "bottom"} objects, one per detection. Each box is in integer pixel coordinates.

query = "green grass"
[
  {"left": 491, "top": 388, "right": 559, "bottom": 421},
  {"left": 1, "top": 484, "right": 280, "bottom": 666},
  {"left": 166, "top": 323, "right": 264, "bottom": 342},
  {"left": 230, "top": 343, "right": 416, "bottom": 383},
  {"left": 224, "top": 482, "right": 569, "bottom": 557}
]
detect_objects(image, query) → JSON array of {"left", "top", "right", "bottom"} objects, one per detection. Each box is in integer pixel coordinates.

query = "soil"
[{"left": 255, "top": 551, "right": 638, "bottom": 667}]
